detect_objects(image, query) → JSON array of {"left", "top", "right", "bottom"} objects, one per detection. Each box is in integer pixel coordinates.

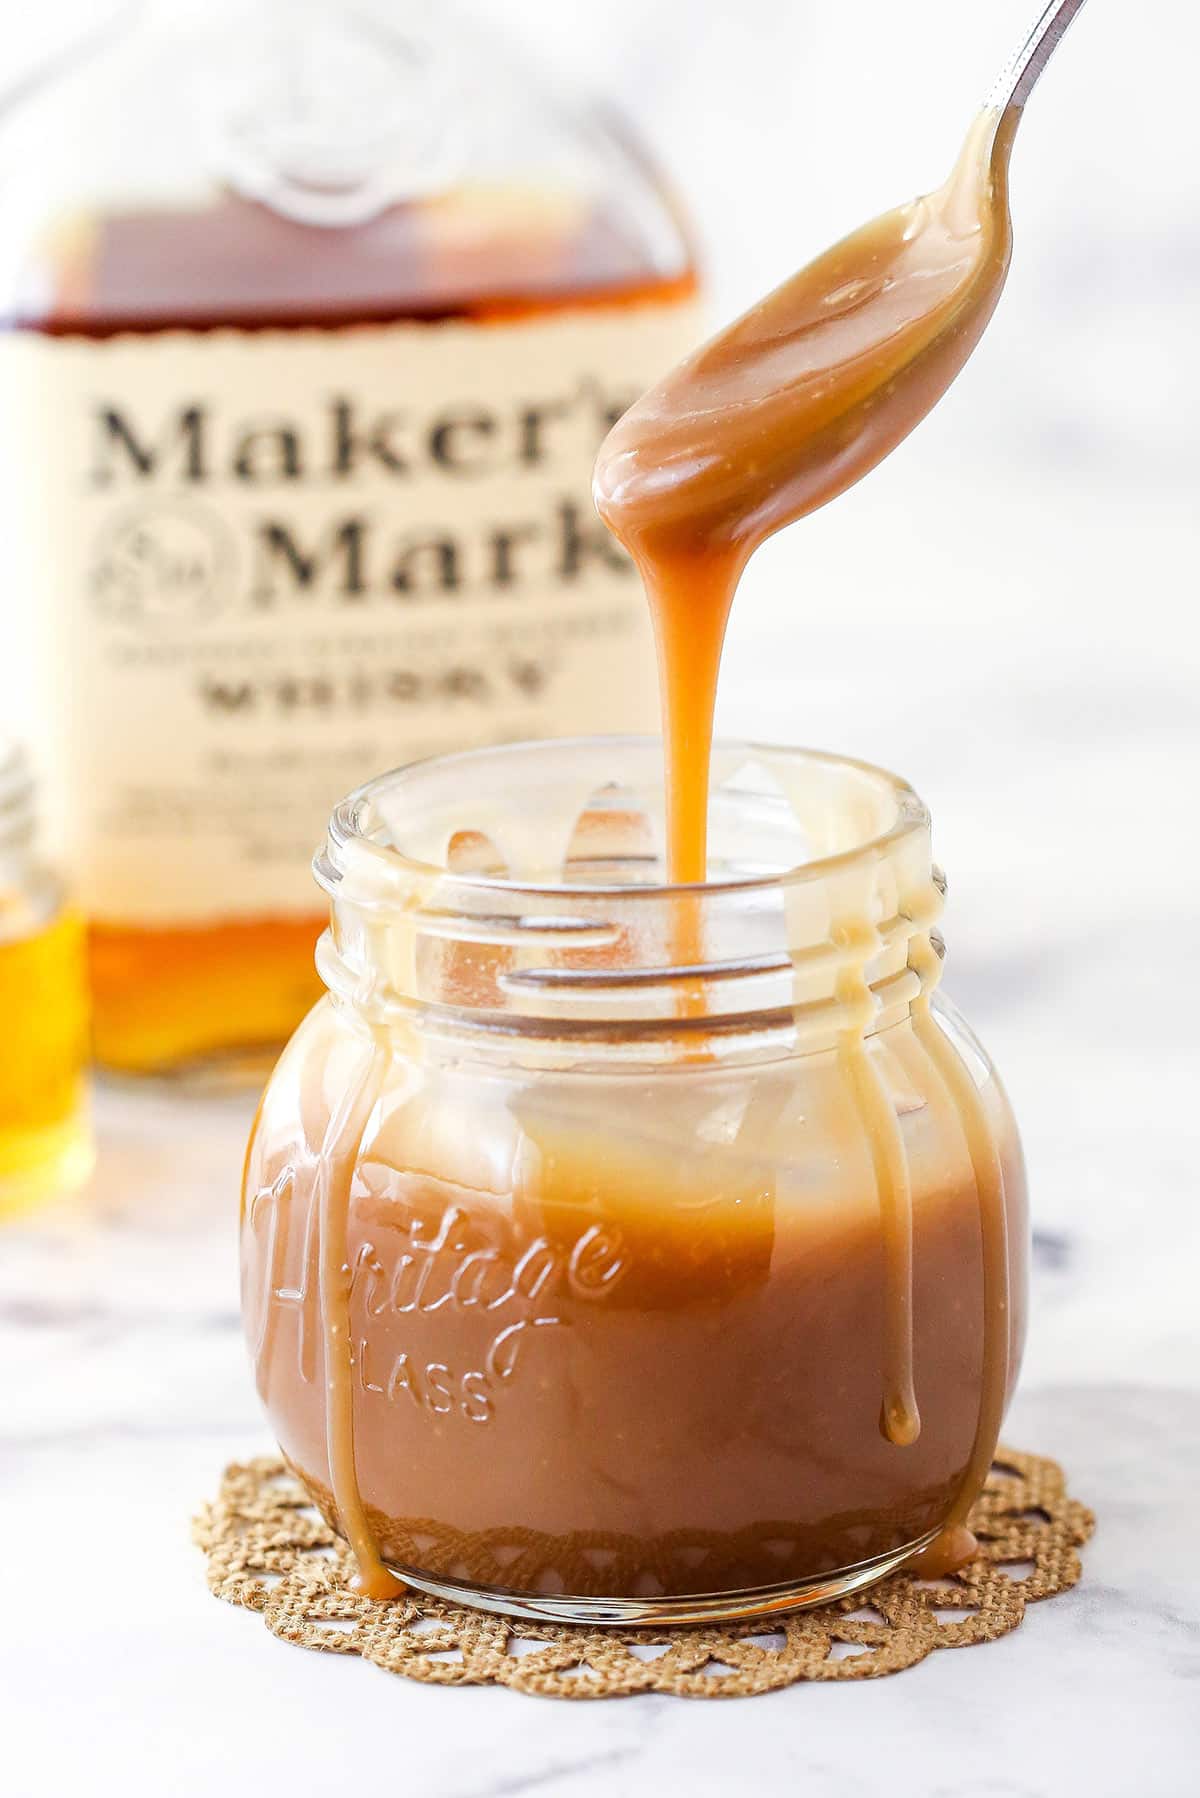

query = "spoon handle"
[{"left": 988, "top": 0, "right": 1091, "bottom": 116}]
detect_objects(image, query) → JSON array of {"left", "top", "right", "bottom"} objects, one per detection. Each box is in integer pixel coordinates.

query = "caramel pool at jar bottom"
[{"left": 242, "top": 961, "right": 1027, "bottom": 1620}]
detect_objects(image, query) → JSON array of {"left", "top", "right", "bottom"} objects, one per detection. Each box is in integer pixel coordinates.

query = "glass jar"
[
  {"left": 0, "top": 742, "right": 92, "bottom": 1213},
  {"left": 241, "top": 736, "right": 1028, "bottom": 1623},
  {"left": 1, "top": 0, "right": 699, "bottom": 1082}
]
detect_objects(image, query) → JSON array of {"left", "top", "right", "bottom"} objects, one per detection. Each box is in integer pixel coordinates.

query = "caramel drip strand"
[
  {"left": 832, "top": 909, "right": 919, "bottom": 1448},
  {"left": 595, "top": 108, "right": 1018, "bottom": 1051},
  {"left": 316, "top": 1033, "right": 404, "bottom": 1601},
  {"left": 296, "top": 1193, "right": 321, "bottom": 1388},
  {"left": 245, "top": 1169, "right": 289, "bottom": 1385},
  {"left": 908, "top": 900, "right": 1010, "bottom": 1549},
  {"left": 643, "top": 541, "right": 746, "bottom": 1028},
  {"left": 642, "top": 543, "right": 746, "bottom": 888}
]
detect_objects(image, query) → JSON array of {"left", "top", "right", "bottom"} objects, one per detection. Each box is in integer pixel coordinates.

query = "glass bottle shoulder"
[{"left": 0, "top": 0, "right": 696, "bottom": 333}]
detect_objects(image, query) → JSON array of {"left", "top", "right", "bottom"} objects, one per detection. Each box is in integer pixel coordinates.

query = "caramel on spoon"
[{"left": 594, "top": 0, "right": 1092, "bottom": 883}]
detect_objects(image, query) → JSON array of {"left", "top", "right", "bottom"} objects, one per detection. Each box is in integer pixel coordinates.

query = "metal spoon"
[{"left": 988, "top": 0, "right": 1091, "bottom": 126}]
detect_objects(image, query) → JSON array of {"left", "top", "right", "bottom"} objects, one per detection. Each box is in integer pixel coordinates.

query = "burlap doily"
[{"left": 193, "top": 1448, "right": 1094, "bottom": 1699}]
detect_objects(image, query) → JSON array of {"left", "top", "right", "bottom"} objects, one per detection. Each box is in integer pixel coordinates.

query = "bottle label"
[{"left": 9, "top": 302, "right": 698, "bottom": 923}]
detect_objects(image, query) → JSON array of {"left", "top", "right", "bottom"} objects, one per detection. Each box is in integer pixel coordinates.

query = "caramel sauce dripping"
[
  {"left": 595, "top": 110, "right": 1018, "bottom": 1557},
  {"left": 316, "top": 1036, "right": 405, "bottom": 1600},
  {"left": 832, "top": 901, "right": 920, "bottom": 1449},
  {"left": 304, "top": 110, "right": 1023, "bottom": 1599},
  {"left": 907, "top": 914, "right": 1012, "bottom": 1573},
  {"left": 595, "top": 109, "right": 1015, "bottom": 881}
]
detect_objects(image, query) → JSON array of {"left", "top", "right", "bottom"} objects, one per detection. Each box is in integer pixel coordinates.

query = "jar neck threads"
[{"left": 313, "top": 735, "right": 944, "bottom": 1066}]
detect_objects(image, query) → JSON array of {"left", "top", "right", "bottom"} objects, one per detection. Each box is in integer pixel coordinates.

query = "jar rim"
[
  {"left": 317, "top": 734, "right": 930, "bottom": 906},
  {"left": 313, "top": 736, "right": 941, "bottom": 1063}
]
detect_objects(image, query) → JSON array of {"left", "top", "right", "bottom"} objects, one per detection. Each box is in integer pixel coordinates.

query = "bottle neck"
[{"left": 144, "top": 0, "right": 467, "bottom": 225}]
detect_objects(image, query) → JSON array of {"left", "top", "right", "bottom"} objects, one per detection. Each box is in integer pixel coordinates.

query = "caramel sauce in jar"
[
  {"left": 241, "top": 740, "right": 1028, "bottom": 1620},
  {"left": 241, "top": 107, "right": 1029, "bottom": 1617}
]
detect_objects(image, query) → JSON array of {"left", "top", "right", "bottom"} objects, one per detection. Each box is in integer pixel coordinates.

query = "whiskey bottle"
[{"left": 0, "top": 0, "right": 699, "bottom": 1080}]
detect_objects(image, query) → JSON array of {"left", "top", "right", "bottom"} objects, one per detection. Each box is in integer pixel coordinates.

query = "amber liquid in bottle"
[{"left": 14, "top": 185, "right": 696, "bottom": 1080}]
